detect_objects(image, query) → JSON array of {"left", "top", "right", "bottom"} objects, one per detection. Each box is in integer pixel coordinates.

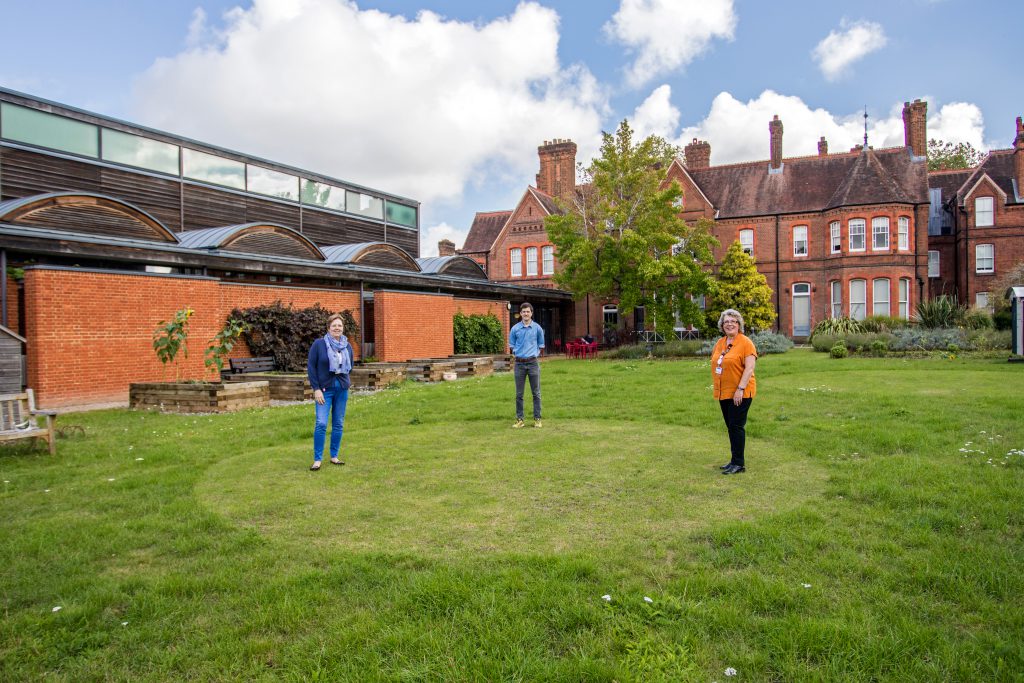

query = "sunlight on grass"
[{"left": 198, "top": 420, "right": 824, "bottom": 557}]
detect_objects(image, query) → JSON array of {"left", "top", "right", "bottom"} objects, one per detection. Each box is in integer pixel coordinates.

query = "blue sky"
[{"left": 1, "top": 0, "right": 1019, "bottom": 254}]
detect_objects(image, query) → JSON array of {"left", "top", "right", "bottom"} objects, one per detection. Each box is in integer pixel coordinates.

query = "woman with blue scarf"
[{"left": 306, "top": 313, "right": 354, "bottom": 471}]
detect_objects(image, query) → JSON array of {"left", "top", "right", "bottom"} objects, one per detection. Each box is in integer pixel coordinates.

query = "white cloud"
[
  {"left": 676, "top": 91, "right": 988, "bottom": 164},
  {"left": 132, "top": 0, "right": 606, "bottom": 207},
  {"left": 629, "top": 85, "right": 679, "bottom": 139},
  {"left": 812, "top": 19, "right": 887, "bottom": 81},
  {"left": 420, "top": 221, "right": 468, "bottom": 257},
  {"left": 604, "top": 0, "right": 736, "bottom": 88}
]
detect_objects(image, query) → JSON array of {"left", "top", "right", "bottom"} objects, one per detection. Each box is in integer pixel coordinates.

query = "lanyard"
[{"left": 717, "top": 342, "right": 733, "bottom": 367}]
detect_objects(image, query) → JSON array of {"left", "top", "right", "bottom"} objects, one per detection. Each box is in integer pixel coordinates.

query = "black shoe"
[
  {"left": 719, "top": 463, "right": 733, "bottom": 470},
  {"left": 722, "top": 464, "right": 745, "bottom": 474}
]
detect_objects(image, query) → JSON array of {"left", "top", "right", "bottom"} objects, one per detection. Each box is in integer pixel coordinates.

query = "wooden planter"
[
  {"left": 129, "top": 381, "right": 270, "bottom": 413},
  {"left": 350, "top": 363, "right": 407, "bottom": 390},
  {"left": 452, "top": 352, "right": 513, "bottom": 372},
  {"left": 449, "top": 355, "right": 495, "bottom": 378},
  {"left": 223, "top": 373, "right": 312, "bottom": 401},
  {"left": 406, "top": 359, "right": 457, "bottom": 382}
]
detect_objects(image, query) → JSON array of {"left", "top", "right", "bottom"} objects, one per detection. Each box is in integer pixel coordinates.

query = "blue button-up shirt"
[{"left": 509, "top": 321, "right": 545, "bottom": 359}]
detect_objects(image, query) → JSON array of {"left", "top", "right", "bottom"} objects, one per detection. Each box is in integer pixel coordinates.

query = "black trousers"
[{"left": 719, "top": 398, "right": 753, "bottom": 467}]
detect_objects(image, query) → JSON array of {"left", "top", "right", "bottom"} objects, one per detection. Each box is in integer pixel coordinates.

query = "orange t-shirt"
[{"left": 710, "top": 333, "right": 757, "bottom": 400}]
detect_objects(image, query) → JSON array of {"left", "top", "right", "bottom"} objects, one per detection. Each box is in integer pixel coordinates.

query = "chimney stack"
[
  {"left": 1015, "top": 116, "right": 1024, "bottom": 201},
  {"left": 536, "top": 138, "right": 577, "bottom": 203},
  {"left": 902, "top": 99, "right": 928, "bottom": 158},
  {"left": 684, "top": 138, "right": 711, "bottom": 169},
  {"left": 438, "top": 239, "right": 456, "bottom": 257},
  {"left": 769, "top": 115, "right": 784, "bottom": 170},
  {"left": 818, "top": 136, "right": 828, "bottom": 156}
]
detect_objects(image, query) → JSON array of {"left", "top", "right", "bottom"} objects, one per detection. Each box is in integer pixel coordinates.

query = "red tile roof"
[{"left": 460, "top": 210, "right": 510, "bottom": 253}]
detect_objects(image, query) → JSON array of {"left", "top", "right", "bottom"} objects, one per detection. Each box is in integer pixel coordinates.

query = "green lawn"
[{"left": 2, "top": 349, "right": 1022, "bottom": 681}]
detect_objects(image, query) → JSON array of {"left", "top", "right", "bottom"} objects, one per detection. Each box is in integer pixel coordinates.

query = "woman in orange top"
[{"left": 710, "top": 309, "right": 757, "bottom": 474}]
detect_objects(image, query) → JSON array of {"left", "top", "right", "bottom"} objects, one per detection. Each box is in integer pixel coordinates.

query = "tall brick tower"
[
  {"left": 769, "top": 115, "right": 784, "bottom": 170},
  {"left": 684, "top": 138, "right": 711, "bottom": 169},
  {"left": 536, "top": 139, "right": 577, "bottom": 204},
  {"left": 902, "top": 99, "right": 928, "bottom": 157}
]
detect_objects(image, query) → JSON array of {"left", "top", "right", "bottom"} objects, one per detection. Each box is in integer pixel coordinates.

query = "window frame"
[
  {"left": 872, "top": 217, "right": 890, "bottom": 251},
  {"left": 975, "top": 243, "right": 994, "bottom": 274},
  {"left": 739, "top": 229, "right": 754, "bottom": 255},
  {"left": 898, "top": 278, "right": 910, "bottom": 319},
  {"left": 849, "top": 219, "right": 866, "bottom": 252},
  {"left": 830, "top": 280, "right": 842, "bottom": 318},
  {"left": 872, "top": 278, "right": 890, "bottom": 317},
  {"left": 975, "top": 196, "right": 994, "bottom": 227},
  {"left": 526, "top": 246, "right": 538, "bottom": 277},
  {"left": 897, "top": 216, "right": 910, "bottom": 251},
  {"left": 830, "top": 221, "right": 841, "bottom": 253},
  {"left": 850, "top": 279, "right": 867, "bottom": 321},
  {"left": 793, "top": 225, "right": 808, "bottom": 257},
  {"left": 541, "top": 245, "right": 554, "bottom": 275},
  {"left": 510, "top": 248, "right": 522, "bottom": 277},
  {"left": 928, "top": 250, "right": 940, "bottom": 278}
]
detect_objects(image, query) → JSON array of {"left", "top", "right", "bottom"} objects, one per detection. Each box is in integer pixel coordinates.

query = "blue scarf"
[{"left": 324, "top": 334, "right": 351, "bottom": 375}]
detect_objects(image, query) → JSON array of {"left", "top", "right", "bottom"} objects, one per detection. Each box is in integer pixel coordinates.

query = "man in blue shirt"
[{"left": 508, "top": 302, "right": 544, "bottom": 428}]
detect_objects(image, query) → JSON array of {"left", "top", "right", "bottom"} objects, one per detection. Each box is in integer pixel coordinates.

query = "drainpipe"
[
  {"left": 774, "top": 215, "right": 781, "bottom": 333},
  {"left": 359, "top": 280, "right": 365, "bottom": 358},
  {"left": 963, "top": 205, "right": 970, "bottom": 304},
  {"left": 1, "top": 248, "right": 7, "bottom": 327}
]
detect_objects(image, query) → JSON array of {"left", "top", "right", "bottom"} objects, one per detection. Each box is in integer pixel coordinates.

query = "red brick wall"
[
  {"left": 4, "top": 275, "right": 19, "bottom": 334},
  {"left": 374, "top": 291, "right": 454, "bottom": 361},
  {"left": 454, "top": 298, "right": 510, "bottom": 332},
  {"left": 22, "top": 269, "right": 363, "bottom": 408}
]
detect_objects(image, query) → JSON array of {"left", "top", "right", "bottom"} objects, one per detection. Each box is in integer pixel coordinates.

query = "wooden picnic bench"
[
  {"left": 0, "top": 389, "right": 57, "bottom": 454},
  {"left": 229, "top": 356, "right": 276, "bottom": 374}
]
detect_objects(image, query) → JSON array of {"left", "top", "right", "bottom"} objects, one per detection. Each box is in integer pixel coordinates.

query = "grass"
[{"left": 1, "top": 349, "right": 1023, "bottom": 681}]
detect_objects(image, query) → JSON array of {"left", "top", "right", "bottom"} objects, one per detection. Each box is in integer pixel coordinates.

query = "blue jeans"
[
  {"left": 313, "top": 378, "right": 348, "bottom": 461},
  {"left": 514, "top": 357, "right": 541, "bottom": 420}
]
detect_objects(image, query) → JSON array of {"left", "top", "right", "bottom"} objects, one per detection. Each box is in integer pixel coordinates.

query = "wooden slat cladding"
[
  {"left": 182, "top": 184, "right": 246, "bottom": 230},
  {"left": 387, "top": 230, "right": 419, "bottom": 257},
  {"left": 245, "top": 195, "right": 299, "bottom": 229},
  {"left": 300, "top": 209, "right": 385, "bottom": 247},
  {"left": 440, "top": 260, "right": 486, "bottom": 279},
  {"left": 359, "top": 250, "right": 418, "bottom": 271},
  {"left": 1, "top": 148, "right": 102, "bottom": 198},
  {"left": 14, "top": 204, "right": 164, "bottom": 241},
  {"left": 99, "top": 166, "right": 181, "bottom": 232},
  {"left": 227, "top": 232, "right": 319, "bottom": 260}
]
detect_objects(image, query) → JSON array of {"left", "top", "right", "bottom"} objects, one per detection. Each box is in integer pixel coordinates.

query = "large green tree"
[
  {"left": 706, "top": 240, "right": 777, "bottom": 332},
  {"left": 545, "top": 120, "right": 718, "bottom": 337},
  {"left": 927, "top": 138, "right": 985, "bottom": 171}
]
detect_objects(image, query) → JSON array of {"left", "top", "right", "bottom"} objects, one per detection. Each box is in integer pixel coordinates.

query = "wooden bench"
[
  {"left": 229, "top": 356, "right": 276, "bottom": 374},
  {"left": 0, "top": 389, "right": 57, "bottom": 455}
]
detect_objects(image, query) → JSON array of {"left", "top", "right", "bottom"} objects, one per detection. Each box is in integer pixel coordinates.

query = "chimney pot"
[
  {"left": 902, "top": 99, "right": 928, "bottom": 157},
  {"left": 684, "top": 138, "right": 711, "bottom": 169},
  {"left": 438, "top": 239, "right": 456, "bottom": 257},
  {"left": 818, "top": 136, "right": 828, "bottom": 156},
  {"left": 769, "top": 116, "right": 784, "bottom": 170}
]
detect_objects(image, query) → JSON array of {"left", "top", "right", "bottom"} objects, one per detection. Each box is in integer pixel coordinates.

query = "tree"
[
  {"left": 545, "top": 120, "right": 718, "bottom": 337},
  {"left": 927, "top": 139, "right": 985, "bottom": 171},
  {"left": 706, "top": 241, "right": 777, "bottom": 332},
  {"left": 152, "top": 307, "right": 193, "bottom": 381}
]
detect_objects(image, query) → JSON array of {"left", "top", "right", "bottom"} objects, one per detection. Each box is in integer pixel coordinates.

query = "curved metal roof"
[
  {"left": 416, "top": 255, "right": 488, "bottom": 280},
  {"left": 0, "top": 191, "right": 178, "bottom": 243},
  {"left": 176, "top": 223, "right": 325, "bottom": 260},
  {"left": 321, "top": 241, "right": 421, "bottom": 272}
]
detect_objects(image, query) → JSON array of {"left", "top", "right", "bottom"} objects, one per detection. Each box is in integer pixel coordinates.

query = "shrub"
[
  {"left": 602, "top": 344, "right": 650, "bottom": 360},
  {"left": 231, "top": 301, "right": 359, "bottom": 372},
  {"left": 860, "top": 315, "right": 910, "bottom": 333},
  {"left": 962, "top": 308, "right": 994, "bottom": 330},
  {"left": 870, "top": 339, "right": 888, "bottom": 357},
  {"left": 830, "top": 342, "right": 848, "bottom": 359},
  {"left": 652, "top": 339, "right": 704, "bottom": 357},
  {"left": 749, "top": 331, "right": 793, "bottom": 354},
  {"left": 152, "top": 307, "right": 193, "bottom": 381},
  {"left": 810, "top": 316, "right": 863, "bottom": 340},
  {"left": 914, "top": 295, "right": 966, "bottom": 328},
  {"left": 453, "top": 312, "right": 504, "bottom": 354},
  {"left": 993, "top": 309, "right": 1012, "bottom": 331}
]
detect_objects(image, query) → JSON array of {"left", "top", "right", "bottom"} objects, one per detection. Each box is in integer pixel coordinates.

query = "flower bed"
[{"left": 129, "top": 381, "right": 270, "bottom": 413}]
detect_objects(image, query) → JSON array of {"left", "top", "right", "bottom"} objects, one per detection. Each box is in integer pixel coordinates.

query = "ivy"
[{"left": 453, "top": 312, "right": 504, "bottom": 354}]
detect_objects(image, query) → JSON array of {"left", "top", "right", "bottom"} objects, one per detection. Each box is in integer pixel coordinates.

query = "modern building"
[{"left": 0, "top": 88, "right": 571, "bottom": 408}]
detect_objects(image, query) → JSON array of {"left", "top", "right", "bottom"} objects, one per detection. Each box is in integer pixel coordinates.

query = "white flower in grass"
[
  {"left": 801, "top": 583, "right": 812, "bottom": 588},
  {"left": 44, "top": 489, "right": 51, "bottom": 493},
  {"left": 601, "top": 594, "right": 612, "bottom": 602},
  {"left": 643, "top": 596, "right": 653, "bottom": 603},
  {"left": 52, "top": 606, "right": 62, "bottom": 612},
  {"left": 107, "top": 478, "right": 116, "bottom": 482},
  {"left": 121, "top": 621, "right": 128, "bottom": 626},
  {"left": 135, "top": 458, "right": 144, "bottom": 461},
  {"left": 725, "top": 666, "right": 738, "bottom": 676}
]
